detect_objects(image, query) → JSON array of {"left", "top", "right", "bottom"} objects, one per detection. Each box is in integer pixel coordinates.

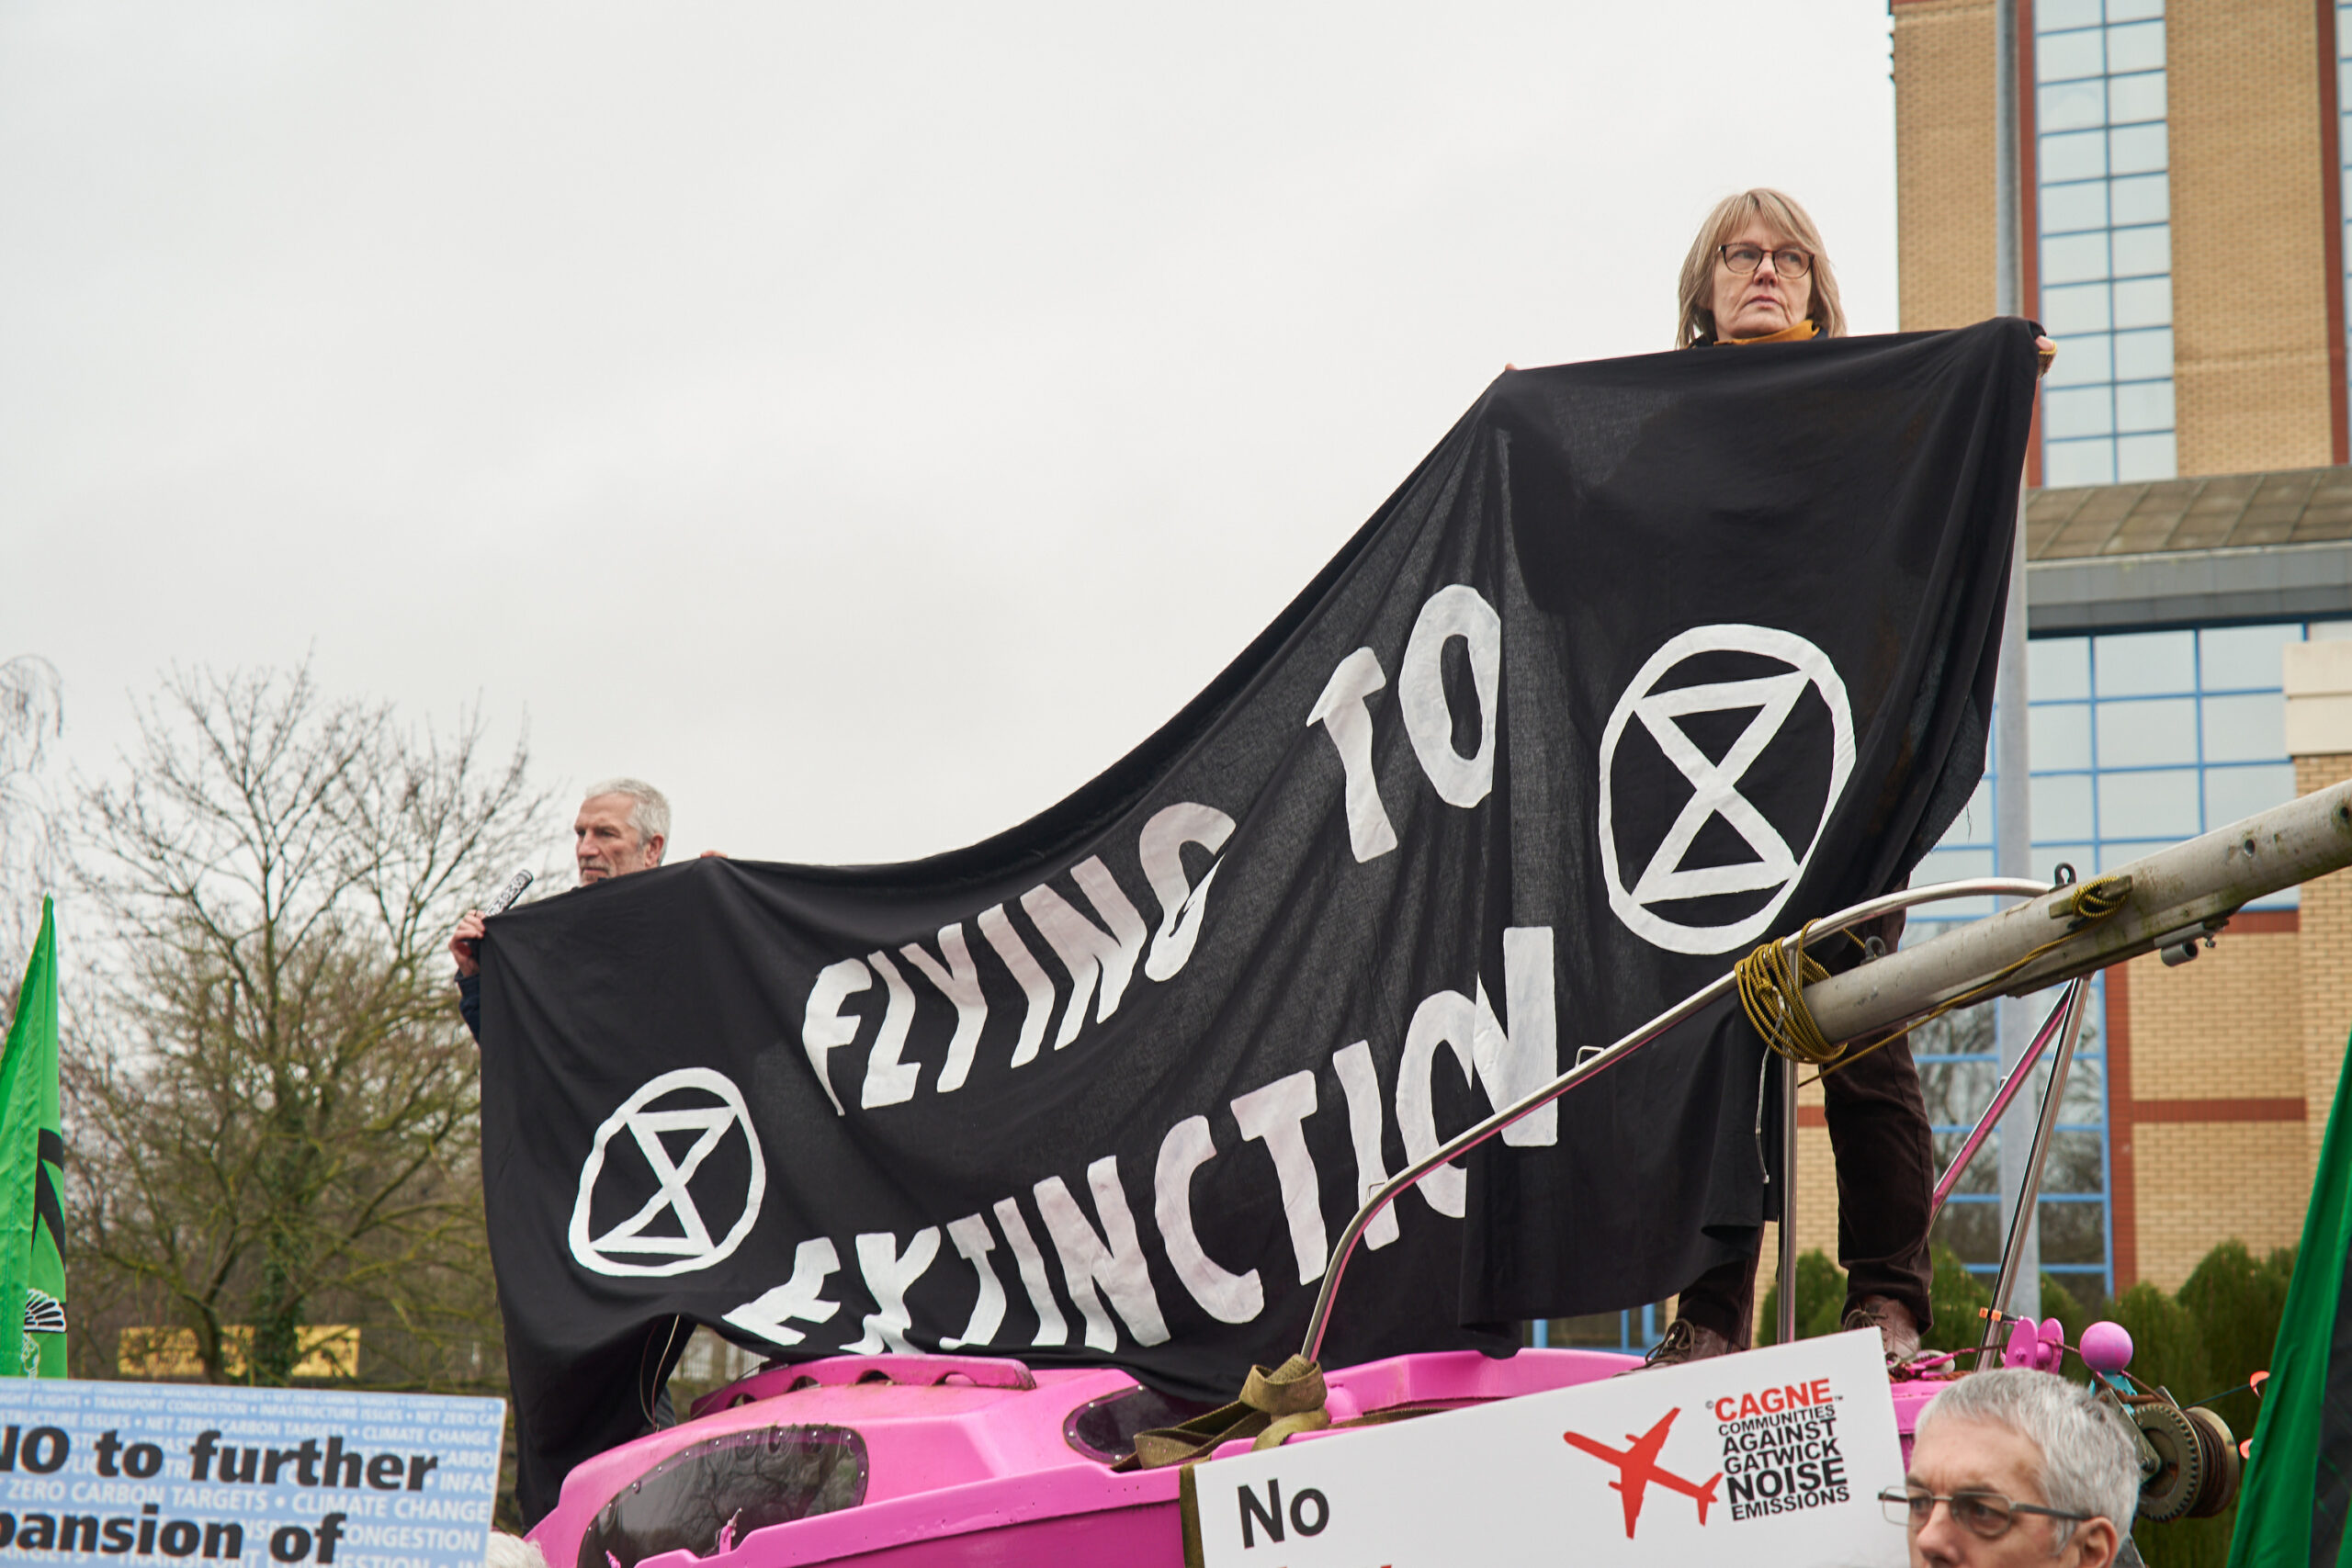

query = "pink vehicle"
[
  {"left": 531, "top": 1347, "right": 1633, "bottom": 1568},
  {"left": 533, "top": 785, "right": 2339, "bottom": 1567},
  {"left": 526, "top": 1329, "right": 2224, "bottom": 1566}
]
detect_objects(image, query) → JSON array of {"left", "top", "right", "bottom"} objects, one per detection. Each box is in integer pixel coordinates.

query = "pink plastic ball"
[{"left": 2079, "top": 1320, "right": 2133, "bottom": 1374}]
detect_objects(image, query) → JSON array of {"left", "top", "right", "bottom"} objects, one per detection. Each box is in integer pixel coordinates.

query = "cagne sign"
[{"left": 1183, "top": 1329, "right": 1906, "bottom": 1567}]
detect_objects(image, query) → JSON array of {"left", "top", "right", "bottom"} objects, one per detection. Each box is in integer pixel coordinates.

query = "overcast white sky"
[{"left": 2, "top": 2, "right": 1901, "bottom": 880}]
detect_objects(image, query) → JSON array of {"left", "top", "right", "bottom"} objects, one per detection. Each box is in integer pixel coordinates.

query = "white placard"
[{"left": 1186, "top": 1329, "right": 1907, "bottom": 1567}]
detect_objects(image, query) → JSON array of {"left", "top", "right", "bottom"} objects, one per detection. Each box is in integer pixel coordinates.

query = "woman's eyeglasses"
[
  {"left": 1717, "top": 243, "right": 1814, "bottom": 278},
  {"left": 1878, "top": 1487, "right": 2095, "bottom": 1540}
]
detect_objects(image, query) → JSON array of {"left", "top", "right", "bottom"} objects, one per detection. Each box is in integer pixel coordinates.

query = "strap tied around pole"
[{"left": 1114, "top": 1355, "right": 1330, "bottom": 1471}]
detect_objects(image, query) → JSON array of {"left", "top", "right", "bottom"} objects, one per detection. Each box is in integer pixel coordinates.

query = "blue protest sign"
[{"left": 0, "top": 1379, "right": 503, "bottom": 1567}]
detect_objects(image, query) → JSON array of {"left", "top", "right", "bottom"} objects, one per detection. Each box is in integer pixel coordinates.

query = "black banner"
[{"left": 481, "top": 320, "right": 2039, "bottom": 1517}]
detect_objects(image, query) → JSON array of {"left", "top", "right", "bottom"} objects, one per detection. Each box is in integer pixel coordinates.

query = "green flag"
[
  {"left": 2230, "top": 1020, "right": 2352, "bottom": 1565},
  {"left": 0, "top": 900, "right": 63, "bottom": 1379}
]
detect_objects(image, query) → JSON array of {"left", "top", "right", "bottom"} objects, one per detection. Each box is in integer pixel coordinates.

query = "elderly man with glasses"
[{"left": 1885, "top": 1369, "right": 2143, "bottom": 1568}]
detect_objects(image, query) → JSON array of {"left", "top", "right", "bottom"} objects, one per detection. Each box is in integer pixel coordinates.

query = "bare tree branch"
[
  {"left": 66, "top": 660, "right": 551, "bottom": 1393},
  {"left": 0, "top": 655, "right": 63, "bottom": 976}
]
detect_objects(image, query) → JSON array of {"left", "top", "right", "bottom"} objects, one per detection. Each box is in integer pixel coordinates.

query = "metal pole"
[
  {"left": 1995, "top": 0, "right": 2021, "bottom": 322},
  {"left": 1991, "top": 0, "right": 2041, "bottom": 1325},
  {"left": 1775, "top": 1055, "right": 1799, "bottom": 1345},
  {"left": 1804, "top": 782, "right": 2352, "bottom": 1035},
  {"left": 1982, "top": 976, "right": 2089, "bottom": 1361},
  {"left": 1993, "top": 577, "right": 2041, "bottom": 1322}
]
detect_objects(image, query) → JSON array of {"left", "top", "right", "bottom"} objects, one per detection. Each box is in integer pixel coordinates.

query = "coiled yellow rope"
[
  {"left": 1736, "top": 922, "right": 1843, "bottom": 1066},
  {"left": 1735, "top": 874, "right": 2132, "bottom": 1083}
]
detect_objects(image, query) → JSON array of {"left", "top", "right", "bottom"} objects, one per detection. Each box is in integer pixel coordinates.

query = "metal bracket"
[{"left": 2150, "top": 915, "right": 2229, "bottom": 968}]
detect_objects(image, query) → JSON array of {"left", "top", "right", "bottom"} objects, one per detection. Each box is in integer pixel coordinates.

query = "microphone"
[
  {"left": 457, "top": 870, "right": 536, "bottom": 972},
  {"left": 483, "top": 868, "right": 536, "bottom": 916}
]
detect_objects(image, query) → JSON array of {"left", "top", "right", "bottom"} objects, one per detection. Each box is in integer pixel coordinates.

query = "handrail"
[{"left": 1297, "top": 876, "right": 2052, "bottom": 1364}]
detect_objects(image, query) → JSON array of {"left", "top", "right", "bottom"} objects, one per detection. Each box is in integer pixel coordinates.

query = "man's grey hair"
[
  {"left": 1917, "top": 1370, "right": 2142, "bottom": 1545},
  {"left": 583, "top": 778, "right": 671, "bottom": 856}
]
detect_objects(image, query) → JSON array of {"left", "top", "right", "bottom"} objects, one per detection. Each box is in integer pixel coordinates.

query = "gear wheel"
[
  {"left": 2132, "top": 1402, "right": 2202, "bottom": 1522},
  {"left": 2131, "top": 1400, "right": 2239, "bottom": 1522}
]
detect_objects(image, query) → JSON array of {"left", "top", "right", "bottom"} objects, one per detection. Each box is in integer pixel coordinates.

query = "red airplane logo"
[{"left": 1561, "top": 1407, "right": 1724, "bottom": 1539}]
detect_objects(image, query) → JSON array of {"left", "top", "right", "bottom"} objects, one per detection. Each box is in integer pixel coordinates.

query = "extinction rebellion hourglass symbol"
[
  {"left": 570, "top": 1066, "right": 768, "bottom": 1277},
  {"left": 1598, "top": 624, "right": 1855, "bottom": 956}
]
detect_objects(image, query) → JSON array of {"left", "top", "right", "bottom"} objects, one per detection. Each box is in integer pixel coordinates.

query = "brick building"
[
  {"left": 1836, "top": 0, "right": 2352, "bottom": 1313},
  {"left": 1543, "top": 0, "right": 2352, "bottom": 1353}
]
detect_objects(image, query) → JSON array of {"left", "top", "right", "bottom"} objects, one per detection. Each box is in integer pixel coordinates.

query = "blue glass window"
[
  {"left": 2097, "top": 697, "right": 2196, "bottom": 766},
  {"left": 2109, "top": 175, "right": 2168, "bottom": 225},
  {"left": 2108, "top": 70, "right": 2167, "bottom": 123},
  {"left": 2031, "top": 703, "right": 2093, "bottom": 769},
  {"left": 1527, "top": 1304, "right": 1666, "bottom": 1354},
  {"left": 2113, "top": 328, "right": 2173, "bottom": 379},
  {"left": 1908, "top": 618, "right": 2325, "bottom": 1303},
  {"left": 1917, "top": 988, "right": 2112, "bottom": 1311},
  {"left": 2037, "top": 1, "right": 2173, "bottom": 485}
]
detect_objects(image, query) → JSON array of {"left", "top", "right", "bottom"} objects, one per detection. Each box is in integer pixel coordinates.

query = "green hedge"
[{"left": 1754, "top": 1240, "right": 2293, "bottom": 1567}]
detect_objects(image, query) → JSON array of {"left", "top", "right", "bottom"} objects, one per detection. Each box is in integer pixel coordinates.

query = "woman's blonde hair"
[{"left": 1674, "top": 188, "right": 1846, "bottom": 348}]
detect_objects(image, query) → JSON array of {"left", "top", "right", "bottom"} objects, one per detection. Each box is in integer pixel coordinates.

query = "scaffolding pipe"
[
  {"left": 1804, "top": 781, "right": 2352, "bottom": 1042},
  {"left": 1299, "top": 781, "right": 2352, "bottom": 1366}
]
